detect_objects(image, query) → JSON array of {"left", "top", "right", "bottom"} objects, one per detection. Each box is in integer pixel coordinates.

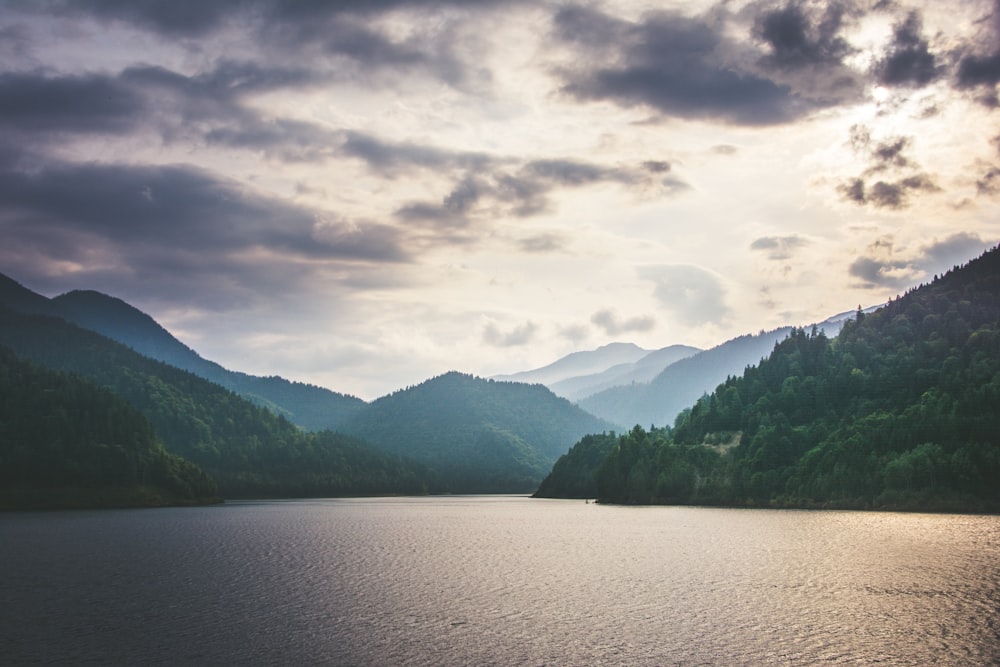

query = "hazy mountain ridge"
[
  {"left": 580, "top": 328, "right": 796, "bottom": 429},
  {"left": 0, "top": 274, "right": 365, "bottom": 431},
  {"left": 491, "top": 342, "right": 652, "bottom": 386},
  {"left": 552, "top": 309, "right": 871, "bottom": 430},
  {"left": 537, "top": 245, "right": 1000, "bottom": 511},
  {"left": 548, "top": 344, "right": 702, "bottom": 401},
  {"left": 339, "top": 371, "right": 617, "bottom": 493}
]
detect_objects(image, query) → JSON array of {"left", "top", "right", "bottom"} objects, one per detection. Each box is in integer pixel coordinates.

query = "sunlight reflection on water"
[{"left": 1, "top": 496, "right": 998, "bottom": 665}]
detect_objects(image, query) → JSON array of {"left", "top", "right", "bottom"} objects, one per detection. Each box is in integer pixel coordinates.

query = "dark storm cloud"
[
  {"left": 0, "top": 159, "right": 409, "bottom": 295},
  {"left": 952, "top": 0, "right": 1000, "bottom": 103},
  {"left": 0, "top": 71, "right": 144, "bottom": 135},
  {"left": 552, "top": 4, "right": 813, "bottom": 126},
  {"left": 874, "top": 10, "right": 941, "bottom": 87},
  {"left": 752, "top": 1, "right": 855, "bottom": 69},
  {"left": 957, "top": 52, "right": 1000, "bottom": 88}
]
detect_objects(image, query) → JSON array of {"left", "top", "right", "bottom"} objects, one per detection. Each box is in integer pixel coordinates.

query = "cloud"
[
  {"left": 483, "top": 320, "right": 538, "bottom": 347},
  {"left": 874, "top": 10, "right": 941, "bottom": 87},
  {"left": 0, "top": 158, "right": 410, "bottom": 308},
  {"left": 393, "top": 155, "right": 685, "bottom": 231},
  {"left": 516, "top": 233, "right": 567, "bottom": 253},
  {"left": 638, "top": 264, "right": 729, "bottom": 325},
  {"left": 848, "top": 232, "right": 993, "bottom": 288},
  {"left": 552, "top": 5, "right": 817, "bottom": 126},
  {"left": 752, "top": 1, "right": 856, "bottom": 70},
  {"left": 0, "top": 71, "right": 145, "bottom": 135},
  {"left": 337, "top": 130, "right": 494, "bottom": 175},
  {"left": 590, "top": 309, "right": 655, "bottom": 336},
  {"left": 848, "top": 256, "right": 916, "bottom": 289},
  {"left": 921, "top": 232, "right": 995, "bottom": 271},
  {"left": 838, "top": 175, "right": 939, "bottom": 209},
  {"left": 27, "top": 0, "right": 505, "bottom": 88},
  {"left": 957, "top": 52, "right": 1000, "bottom": 90},
  {"left": 838, "top": 124, "right": 939, "bottom": 209},
  {"left": 750, "top": 235, "right": 809, "bottom": 260}
]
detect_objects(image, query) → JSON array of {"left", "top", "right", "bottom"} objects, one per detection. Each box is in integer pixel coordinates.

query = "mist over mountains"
[
  {"left": 496, "top": 308, "right": 874, "bottom": 430},
  {"left": 0, "top": 266, "right": 917, "bottom": 508}
]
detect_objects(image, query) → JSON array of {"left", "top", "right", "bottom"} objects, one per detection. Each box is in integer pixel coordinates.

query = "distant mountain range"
[
  {"left": 0, "top": 274, "right": 365, "bottom": 431},
  {"left": 492, "top": 342, "right": 656, "bottom": 386},
  {"left": 498, "top": 308, "right": 875, "bottom": 430}
]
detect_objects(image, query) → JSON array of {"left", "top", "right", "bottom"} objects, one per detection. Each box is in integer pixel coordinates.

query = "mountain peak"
[{"left": 492, "top": 341, "right": 652, "bottom": 386}]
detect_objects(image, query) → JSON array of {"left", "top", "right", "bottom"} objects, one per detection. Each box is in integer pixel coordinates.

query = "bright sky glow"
[{"left": 2, "top": 0, "right": 998, "bottom": 398}]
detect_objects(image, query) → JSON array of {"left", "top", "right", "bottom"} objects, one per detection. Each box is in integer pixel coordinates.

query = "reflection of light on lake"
[{"left": 1, "top": 497, "right": 998, "bottom": 665}]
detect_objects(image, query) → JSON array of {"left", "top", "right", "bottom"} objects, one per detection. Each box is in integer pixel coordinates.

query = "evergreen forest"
[
  {"left": 0, "top": 346, "right": 218, "bottom": 509},
  {"left": 536, "top": 245, "right": 1000, "bottom": 512},
  {"left": 0, "top": 307, "right": 443, "bottom": 501},
  {"left": 339, "top": 371, "right": 615, "bottom": 493}
]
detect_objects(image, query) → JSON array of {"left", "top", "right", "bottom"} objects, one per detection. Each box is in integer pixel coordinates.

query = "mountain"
[
  {"left": 338, "top": 371, "right": 616, "bottom": 493},
  {"left": 577, "top": 309, "right": 872, "bottom": 429},
  {"left": 540, "top": 245, "right": 1000, "bottom": 512},
  {"left": 547, "top": 344, "right": 701, "bottom": 401},
  {"left": 578, "top": 328, "right": 795, "bottom": 429},
  {"left": 492, "top": 342, "right": 652, "bottom": 386},
  {"left": 0, "top": 345, "right": 218, "bottom": 509},
  {"left": 0, "top": 274, "right": 365, "bottom": 430},
  {"left": 0, "top": 306, "right": 443, "bottom": 498}
]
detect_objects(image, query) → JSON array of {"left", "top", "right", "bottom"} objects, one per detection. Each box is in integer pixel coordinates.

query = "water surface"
[{"left": 1, "top": 496, "right": 997, "bottom": 665}]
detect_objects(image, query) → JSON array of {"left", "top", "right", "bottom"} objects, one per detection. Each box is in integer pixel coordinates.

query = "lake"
[{"left": 1, "top": 496, "right": 998, "bottom": 665}]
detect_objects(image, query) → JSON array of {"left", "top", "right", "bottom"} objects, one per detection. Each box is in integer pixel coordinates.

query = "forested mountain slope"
[
  {"left": 539, "top": 246, "right": 1000, "bottom": 512},
  {"left": 0, "top": 346, "right": 218, "bottom": 509},
  {"left": 340, "top": 372, "right": 616, "bottom": 493},
  {"left": 0, "top": 274, "right": 365, "bottom": 431},
  {"left": 0, "top": 307, "right": 442, "bottom": 498}
]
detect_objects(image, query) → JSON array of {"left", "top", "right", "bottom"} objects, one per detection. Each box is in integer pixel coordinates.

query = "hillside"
[
  {"left": 540, "top": 246, "right": 1000, "bottom": 512},
  {"left": 0, "top": 274, "right": 365, "bottom": 431},
  {"left": 339, "top": 372, "right": 616, "bottom": 493},
  {"left": 0, "top": 307, "right": 442, "bottom": 499},
  {"left": 0, "top": 346, "right": 218, "bottom": 509}
]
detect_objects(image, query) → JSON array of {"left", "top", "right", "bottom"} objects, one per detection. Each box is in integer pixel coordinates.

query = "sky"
[{"left": 1, "top": 0, "right": 999, "bottom": 400}]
